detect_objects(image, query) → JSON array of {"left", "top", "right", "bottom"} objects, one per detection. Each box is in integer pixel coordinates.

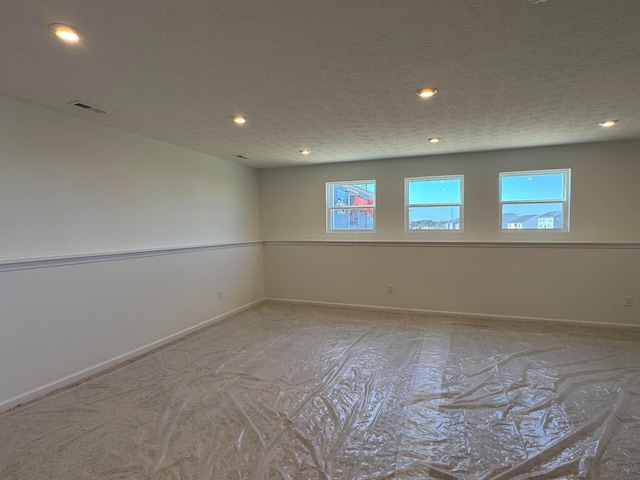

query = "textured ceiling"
[{"left": 1, "top": 1, "right": 639, "bottom": 168}]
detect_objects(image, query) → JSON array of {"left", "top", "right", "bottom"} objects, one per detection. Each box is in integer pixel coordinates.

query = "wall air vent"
[{"left": 68, "top": 101, "right": 106, "bottom": 114}]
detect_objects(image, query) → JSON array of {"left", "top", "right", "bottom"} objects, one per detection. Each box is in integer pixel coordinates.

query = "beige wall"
[
  {"left": 0, "top": 97, "right": 264, "bottom": 409},
  {"left": 0, "top": 245, "right": 263, "bottom": 410},
  {"left": 2, "top": 94, "right": 639, "bottom": 410},
  {"left": 260, "top": 141, "right": 640, "bottom": 242},
  {"left": 264, "top": 243, "right": 638, "bottom": 325},
  {"left": 0, "top": 96, "right": 260, "bottom": 260},
  {"left": 260, "top": 141, "right": 640, "bottom": 326}
]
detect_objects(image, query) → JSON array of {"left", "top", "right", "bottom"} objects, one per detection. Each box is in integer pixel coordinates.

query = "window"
[
  {"left": 500, "top": 169, "right": 570, "bottom": 231},
  {"left": 405, "top": 175, "right": 463, "bottom": 231},
  {"left": 326, "top": 181, "right": 375, "bottom": 231}
]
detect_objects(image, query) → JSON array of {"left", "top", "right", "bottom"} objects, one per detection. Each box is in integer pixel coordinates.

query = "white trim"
[
  {"left": 265, "top": 298, "right": 640, "bottom": 330},
  {"left": 0, "top": 298, "right": 266, "bottom": 413},
  {"left": 0, "top": 241, "right": 262, "bottom": 272},
  {"left": 263, "top": 240, "right": 640, "bottom": 249},
  {"left": 6, "top": 238, "right": 635, "bottom": 272}
]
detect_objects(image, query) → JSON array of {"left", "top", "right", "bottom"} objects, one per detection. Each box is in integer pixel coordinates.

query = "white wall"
[
  {"left": 0, "top": 96, "right": 264, "bottom": 410},
  {"left": 260, "top": 141, "right": 640, "bottom": 326}
]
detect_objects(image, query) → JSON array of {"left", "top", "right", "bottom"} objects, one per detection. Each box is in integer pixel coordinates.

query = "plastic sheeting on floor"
[{"left": 1, "top": 302, "right": 640, "bottom": 479}]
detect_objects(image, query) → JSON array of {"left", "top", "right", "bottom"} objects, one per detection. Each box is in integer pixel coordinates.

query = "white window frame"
[
  {"left": 405, "top": 175, "right": 464, "bottom": 232},
  {"left": 499, "top": 168, "right": 571, "bottom": 232},
  {"left": 326, "top": 180, "right": 376, "bottom": 232}
]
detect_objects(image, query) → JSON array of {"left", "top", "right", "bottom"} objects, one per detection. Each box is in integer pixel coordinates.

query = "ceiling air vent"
[{"left": 68, "top": 101, "right": 106, "bottom": 114}]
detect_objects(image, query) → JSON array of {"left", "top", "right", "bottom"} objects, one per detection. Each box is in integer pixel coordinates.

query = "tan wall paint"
[
  {"left": 0, "top": 96, "right": 260, "bottom": 260},
  {"left": 260, "top": 141, "right": 640, "bottom": 325},
  {"left": 0, "top": 246, "right": 264, "bottom": 409},
  {"left": 264, "top": 243, "right": 639, "bottom": 326},
  {"left": 1, "top": 94, "right": 639, "bottom": 409},
  {"left": 259, "top": 141, "right": 640, "bottom": 242}
]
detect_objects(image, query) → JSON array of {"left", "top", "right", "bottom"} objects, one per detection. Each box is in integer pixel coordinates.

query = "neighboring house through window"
[{"left": 326, "top": 181, "right": 376, "bottom": 231}]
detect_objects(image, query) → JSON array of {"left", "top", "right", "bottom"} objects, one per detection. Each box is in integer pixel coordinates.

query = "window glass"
[
  {"left": 406, "top": 175, "right": 463, "bottom": 231},
  {"left": 500, "top": 169, "right": 570, "bottom": 231},
  {"left": 326, "top": 181, "right": 375, "bottom": 231}
]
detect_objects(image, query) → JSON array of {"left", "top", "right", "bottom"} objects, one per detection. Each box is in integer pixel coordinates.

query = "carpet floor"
[{"left": 1, "top": 302, "right": 640, "bottom": 479}]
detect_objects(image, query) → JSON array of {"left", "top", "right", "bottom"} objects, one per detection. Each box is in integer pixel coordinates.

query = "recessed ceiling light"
[
  {"left": 428, "top": 137, "right": 441, "bottom": 143},
  {"left": 598, "top": 119, "right": 618, "bottom": 128},
  {"left": 233, "top": 115, "right": 247, "bottom": 125},
  {"left": 49, "top": 24, "right": 83, "bottom": 44},
  {"left": 416, "top": 88, "right": 438, "bottom": 98},
  {"left": 300, "top": 149, "right": 311, "bottom": 155}
]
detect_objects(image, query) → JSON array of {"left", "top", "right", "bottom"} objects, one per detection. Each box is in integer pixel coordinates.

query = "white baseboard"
[
  {"left": 265, "top": 297, "right": 640, "bottom": 330},
  {"left": 0, "top": 298, "right": 266, "bottom": 413}
]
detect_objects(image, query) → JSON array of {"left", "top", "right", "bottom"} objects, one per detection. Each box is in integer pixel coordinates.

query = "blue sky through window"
[
  {"left": 355, "top": 183, "right": 375, "bottom": 194},
  {"left": 501, "top": 173, "right": 565, "bottom": 202},
  {"left": 409, "top": 206, "right": 459, "bottom": 222},
  {"left": 407, "top": 177, "right": 462, "bottom": 225},
  {"left": 408, "top": 178, "right": 461, "bottom": 204}
]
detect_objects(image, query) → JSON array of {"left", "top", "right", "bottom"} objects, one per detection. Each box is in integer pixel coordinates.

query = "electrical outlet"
[
  {"left": 218, "top": 290, "right": 223, "bottom": 300},
  {"left": 387, "top": 284, "right": 394, "bottom": 294},
  {"left": 625, "top": 296, "right": 633, "bottom": 307}
]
